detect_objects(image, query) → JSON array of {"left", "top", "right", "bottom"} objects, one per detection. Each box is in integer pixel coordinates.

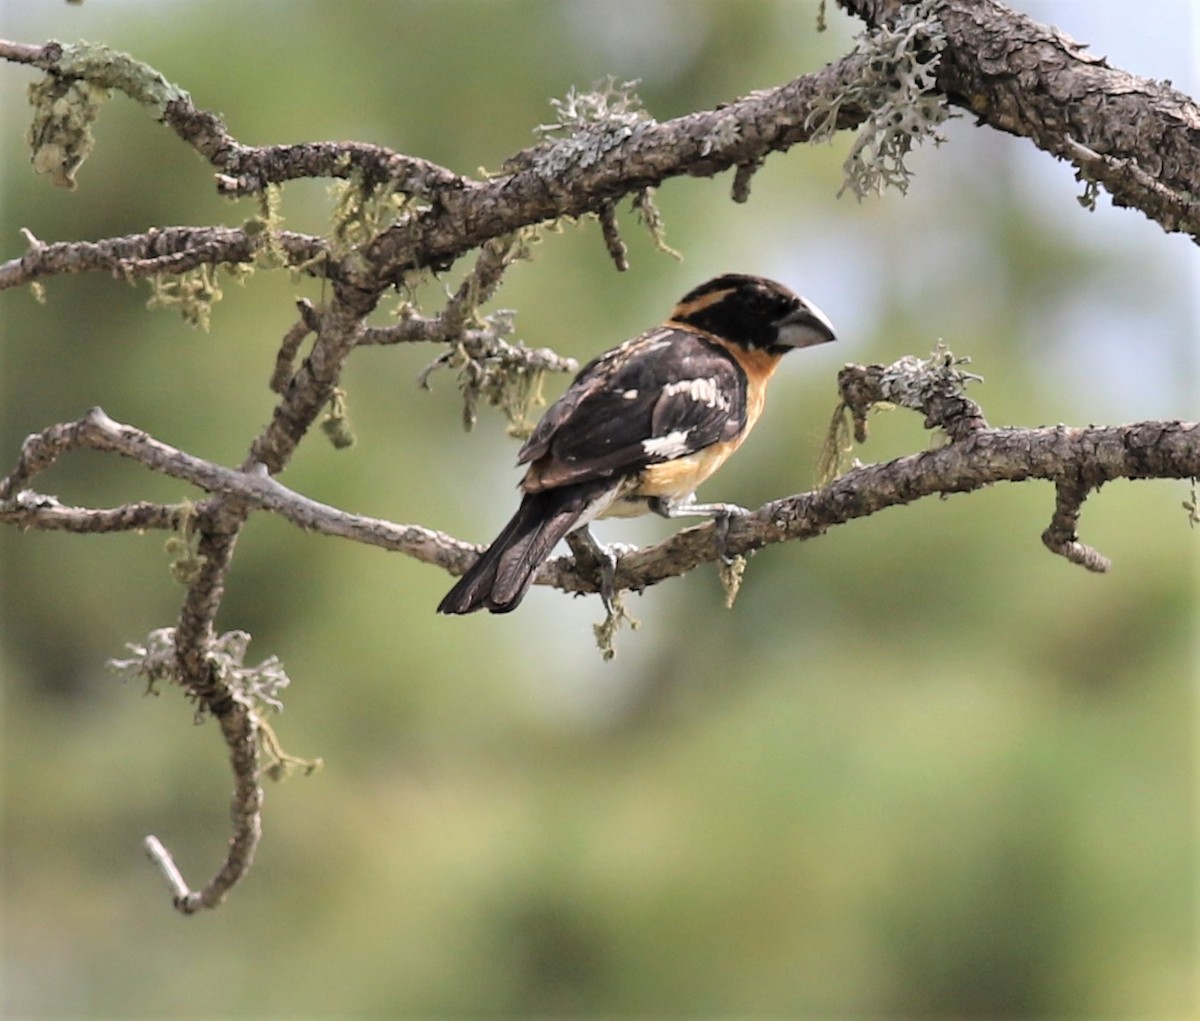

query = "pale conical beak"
[{"left": 775, "top": 300, "right": 837, "bottom": 348}]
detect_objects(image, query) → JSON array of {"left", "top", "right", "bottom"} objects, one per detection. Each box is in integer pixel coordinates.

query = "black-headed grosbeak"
[{"left": 437, "top": 273, "right": 836, "bottom": 614}]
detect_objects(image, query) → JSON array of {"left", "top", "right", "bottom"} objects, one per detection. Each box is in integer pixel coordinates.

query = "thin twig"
[
  {"left": 140, "top": 702, "right": 263, "bottom": 914},
  {"left": 270, "top": 301, "right": 317, "bottom": 394},
  {"left": 212, "top": 142, "right": 473, "bottom": 201},
  {"left": 0, "top": 494, "right": 180, "bottom": 533},
  {"left": 143, "top": 836, "right": 190, "bottom": 902},
  {"left": 598, "top": 202, "right": 629, "bottom": 271},
  {"left": 1041, "top": 477, "right": 1112, "bottom": 572},
  {"left": 0, "top": 227, "right": 329, "bottom": 292}
]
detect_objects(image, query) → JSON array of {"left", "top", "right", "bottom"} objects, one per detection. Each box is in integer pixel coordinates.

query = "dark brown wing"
[{"left": 519, "top": 326, "right": 748, "bottom": 492}]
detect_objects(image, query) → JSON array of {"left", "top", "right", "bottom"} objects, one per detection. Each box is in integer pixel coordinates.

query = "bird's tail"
[{"left": 437, "top": 484, "right": 606, "bottom": 615}]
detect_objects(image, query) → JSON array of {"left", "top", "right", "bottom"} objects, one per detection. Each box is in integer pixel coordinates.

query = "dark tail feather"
[{"left": 437, "top": 487, "right": 597, "bottom": 615}]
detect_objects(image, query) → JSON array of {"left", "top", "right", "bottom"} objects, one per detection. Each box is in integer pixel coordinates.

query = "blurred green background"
[{"left": 2, "top": 1, "right": 1196, "bottom": 1016}]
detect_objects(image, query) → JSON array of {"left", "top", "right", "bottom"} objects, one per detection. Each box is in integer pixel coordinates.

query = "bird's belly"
[
  {"left": 636, "top": 444, "right": 738, "bottom": 498},
  {"left": 597, "top": 441, "right": 743, "bottom": 522},
  {"left": 597, "top": 496, "right": 655, "bottom": 519}
]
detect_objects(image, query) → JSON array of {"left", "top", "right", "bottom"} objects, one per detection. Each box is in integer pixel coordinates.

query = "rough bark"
[{"left": 839, "top": 0, "right": 1200, "bottom": 238}]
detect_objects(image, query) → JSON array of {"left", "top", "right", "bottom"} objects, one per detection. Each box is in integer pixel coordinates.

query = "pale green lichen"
[
  {"left": 328, "top": 171, "right": 412, "bottom": 259},
  {"left": 52, "top": 41, "right": 190, "bottom": 116},
  {"left": 109, "top": 626, "right": 293, "bottom": 719},
  {"left": 320, "top": 387, "right": 356, "bottom": 450},
  {"left": 417, "top": 230, "right": 578, "bottom": 435},
  {"left": 512, "top": 77, "right": 655, "bottom": 177},
  {"left": 162, "top": 502, "right": 207, "bottom": 585},
  {"left": 633, "top": 188, "right": 681, "bottom": 259},
  {"left": 718, "top": 554, "right": 747, "bottom": 609},
  {"left": 242, "top": 184, "right": 289, "bottom": 269},
  {"left": 427, "top": 313, "right": 556, "bottom": 437},
  {"left": 26, "top": 42, "right": 191, "bottom": 188},
  {"left": 807, "top": 0, "right": 951, "bottom": 199},
  {"left": 817, "top": 399, "right": 859, "bottom": 486},
  {"left": 27, "top": 74, "right": 108, "bottom": 188},
  {"left": 110, "top": 626, "right": 315, "bottom": 779},
  {"left": 145, "top": 265, "right": 223, "bottom": 330},
  {"left": 593, "top": 591, "right": 641, "bottom": 661},
  {"left": 505, "top": 81, "right": 678, "bottom": 264},
  {"left": 880, "top": 345, "right": 982, "bottom": 412},
  {"left": 258, "top": 718, "right": 323, "bottom": 781}
]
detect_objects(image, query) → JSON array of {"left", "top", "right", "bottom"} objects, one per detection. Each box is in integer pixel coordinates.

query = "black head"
[{"left": 669, "top": 273, "right": 836, "bottom": 355}]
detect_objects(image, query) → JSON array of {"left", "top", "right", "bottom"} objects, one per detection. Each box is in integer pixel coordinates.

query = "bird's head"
[{"left": 669, "top": 273, "right": 836, "bottom": 356}]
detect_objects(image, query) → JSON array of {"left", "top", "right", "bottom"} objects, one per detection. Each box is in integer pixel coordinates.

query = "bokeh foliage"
[{"left": 1, "top": 1, "right": 1195, "bottom": 1016}]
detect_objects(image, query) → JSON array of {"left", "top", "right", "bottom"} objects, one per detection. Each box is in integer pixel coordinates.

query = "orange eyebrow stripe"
[{"left": 668, "top": 286, "right": 737, "bottom": 321}]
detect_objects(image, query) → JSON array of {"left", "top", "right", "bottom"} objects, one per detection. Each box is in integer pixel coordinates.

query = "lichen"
[
  {"left": 718, "top": 553, "right": 747, "bottom": 609},
  {"left": 26, "top": 42, "right": 192, "bottom": 188},
  {"left": 162, "top": 501, "right": 207, "bottom": 584},
  {"left": 51, "top": 41, "right": 190, "bottom": 117},
  {"left": 27, "top": 74, "right": 109, "bottom": 188},
  {"left": 242, "top": 184, "right": 289, "bottom": 269},
  {"left": 633, "top": 188, "right": 681, "bottom": 259},
  {"left": 109, "top": 627, "right": 293, "bottom": 719},
  {"left": 880, "top": 345, "right": 982, "bottom": 412},
  {"left": 427, "top": 312, "right": 558, "bottom": 437},
  {"left": 807, "top": 0, "right": 952, "bottom": 199},
  {"left": 510, "top": 78, "right": 656, "bottom": 178},
  {"left": 593, "top": 590, "right": 641, "bottom": 661},
  {"left": 320, "top": 388, "right": 356, "bottom": 450},
  {"left": 328, "top": 170, "right": 412, "bottom": 258},
  {"left": 145, "top": 265, "right": 223, "bottom": 330}
]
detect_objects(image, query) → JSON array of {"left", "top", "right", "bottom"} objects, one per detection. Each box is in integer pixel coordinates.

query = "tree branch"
[
  {"left": 141, "top": 701, "right": 262, "bottom": 915},
  {"left": 5, "top": 369, "right": 1197, "bottom": 603},
  {"left": 0, "top": 34, "right": 879, "bottom": 300},
  {"left": 836, "top": 0, "right": 1200, "bottom": 240},
  {"left": 0, "top": 226, "right": 329, "bottom": 291},
  {"left": 0, "top": 407, "right": 479, "bottom": 570},
  {"left": 545, "top": 361, "right": 1199, "bottom": 597}
]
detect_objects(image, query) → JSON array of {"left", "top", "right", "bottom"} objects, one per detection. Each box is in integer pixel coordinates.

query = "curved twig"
[{"left": 144, "top": 702, "right": 262, "bottom": 915}]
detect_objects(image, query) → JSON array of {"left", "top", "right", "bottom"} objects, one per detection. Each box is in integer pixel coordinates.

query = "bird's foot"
[
  {"left": 650, "top": 496, "right": 747, "bottom": 563},
  {"left": 595, "top": 542, "right": 639, "bottom": 612},
  {"left": 705, "top": 503, "right": 748, "bottom": 564},
  {"left": 566, "top": 530, "right": 637, "bottom": 612}
]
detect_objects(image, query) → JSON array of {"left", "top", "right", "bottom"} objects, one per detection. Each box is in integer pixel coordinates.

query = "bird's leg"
[
  {"left": 650, "top": 495, "right": 747, "bottom": 564},
  {"left": 565, "top": 527, "right": 631, "bottom": 611}
]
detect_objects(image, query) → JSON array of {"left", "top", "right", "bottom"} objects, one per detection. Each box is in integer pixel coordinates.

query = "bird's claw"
[
  {"left": 712, "top": 505, "right": 746, "bottom": 564},
  {"left": 595, "top": 541, "right": 638, "bottom": 611},
  {"left": 567, "top": 530, "right": 637, "bottom": 611}
]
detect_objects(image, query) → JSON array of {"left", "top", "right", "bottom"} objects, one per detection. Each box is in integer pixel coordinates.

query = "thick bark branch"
[
  {"left": 358, "top": 55, "right": 876, "bottom": 283},
  {"left": 837, "top": 0, "right": 1200, "bottom": 240},
  {"left": 0, "top": 34, "right": 876, "bottom": 299},
  {"left": 5, "top": 385, "right": 1196, "bottom": 601}
]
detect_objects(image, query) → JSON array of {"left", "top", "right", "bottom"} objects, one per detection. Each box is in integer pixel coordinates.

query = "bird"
[{"left": 437, "top": 273, "right": 836, "bottom": 615}]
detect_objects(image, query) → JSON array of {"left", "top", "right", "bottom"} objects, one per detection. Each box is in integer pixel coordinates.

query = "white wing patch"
[
  {"left": 642, "top": 429, "right": 693, "bottom": 460},
  {"left": 662, "top": 377, "right": 728, "bottom": 409}
]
